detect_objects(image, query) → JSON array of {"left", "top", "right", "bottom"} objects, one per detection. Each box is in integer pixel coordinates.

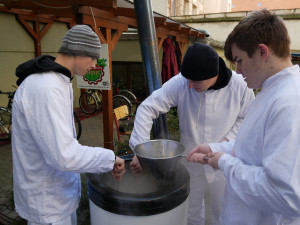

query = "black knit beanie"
[{"left": 181, "top": 43, "right": 219, "bottom": 81}]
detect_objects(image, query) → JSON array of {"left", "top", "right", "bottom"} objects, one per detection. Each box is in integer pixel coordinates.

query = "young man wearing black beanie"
[
  {"left": 12, "top": 25, "right": 125, "bottom": 225},
  {"left": 129, "top": 42, "right": 255, "bottom": 225}
]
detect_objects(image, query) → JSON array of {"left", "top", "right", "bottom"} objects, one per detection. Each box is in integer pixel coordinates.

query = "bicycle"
[
  {"left": 113, "top": 79, "right": 138, "bottom": 115},
  {"left": 79, "top": 89, "right": 103, "bottom": 115},
  {"left": 0, "top": 90, "right": 15, "bottom": 141},
  {"left": 79, "top": 89, "right": 132, "bottom": 117}
]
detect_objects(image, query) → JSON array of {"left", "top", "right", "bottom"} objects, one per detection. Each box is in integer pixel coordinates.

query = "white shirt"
[
  {"left": 12, "top": 72, "right": 115, "bottom": 223},
  {"left": 130, "top": 72, "right": 254, "bottom": 154},
  {"left": 210, "top": 65, "right": 300, "bottom": 225}
]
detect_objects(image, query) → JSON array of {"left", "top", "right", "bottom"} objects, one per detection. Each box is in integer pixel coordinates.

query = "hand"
[
  {"left": 129, "top": 155, "right": 143, "bottom": 174},
  {"left": 111, "top": 156, "right": 125, "bottom": 181},
  {"left": 206, "top": 152, "right": 224, "bottom": 169},
  {"left": 186, "top": 144, "right": 212, "bottom": 164}
]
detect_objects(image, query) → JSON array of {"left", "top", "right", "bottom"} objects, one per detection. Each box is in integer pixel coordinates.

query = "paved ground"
[{"left": 0, "top": 113, "right": 126, "bottom": 225}]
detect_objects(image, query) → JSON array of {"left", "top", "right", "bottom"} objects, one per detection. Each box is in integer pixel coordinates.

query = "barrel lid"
[{"left": 87, "top": 161, "right": 190, "bottom": 216}]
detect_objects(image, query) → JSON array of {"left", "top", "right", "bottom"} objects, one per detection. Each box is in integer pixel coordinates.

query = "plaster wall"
[{"left": 112, "top": 41, "right": 142, "bottom": 62}]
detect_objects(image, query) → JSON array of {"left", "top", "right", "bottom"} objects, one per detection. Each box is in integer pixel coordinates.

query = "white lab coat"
[
  {"left": 129, "top": 72, "right": 254, "bottom": 225},
  {"left": 209, "top": 65, "right": 300, "bottom": 225},
  {"left": 12, "top": 73, "right": 115, "bottom": 224}
]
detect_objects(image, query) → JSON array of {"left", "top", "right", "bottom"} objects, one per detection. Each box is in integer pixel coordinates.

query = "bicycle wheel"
[
  {"left": 119, "top": 90, "right": 138, "bottom": 115},
  {"left": 113, "top": 95, "right": 132, "bottom": 120},
  {"left": 0, "top": 108, "right": 12, "bottom": 141},
  {"left": 79, "top": 92, "right": 98, "bottom": 115},
  {"left": 73, "top": 112, "right": 82, "bottom": 140}
]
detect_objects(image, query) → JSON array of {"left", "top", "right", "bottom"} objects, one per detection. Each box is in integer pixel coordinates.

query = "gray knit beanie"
[{"left": 58, "top": 25, "right": 101, "bottom": 59}]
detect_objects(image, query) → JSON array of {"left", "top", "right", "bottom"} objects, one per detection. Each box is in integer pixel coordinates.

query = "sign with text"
[{"left": 76, "top": 44, "right": 111, "bottom": 90}]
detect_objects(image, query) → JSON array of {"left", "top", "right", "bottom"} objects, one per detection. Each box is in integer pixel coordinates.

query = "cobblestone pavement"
[{"left": 0, "top": 113, "right": 125, "bottom": 225}]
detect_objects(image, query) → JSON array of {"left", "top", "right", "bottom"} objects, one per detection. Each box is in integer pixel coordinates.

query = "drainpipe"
[{"left": 134, "top": 0, "right": 169, "bottom": 139}]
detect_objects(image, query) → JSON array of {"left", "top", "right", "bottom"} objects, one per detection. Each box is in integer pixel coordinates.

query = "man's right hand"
[
  {"left": 186, "top": 144, "right": 212, "bottom": 164},
  {"left": 111, "top": 156, "right": 125, "bottom": 181},
  {"left": 130, "top": 155, "right": 143, "bottom": 174}
]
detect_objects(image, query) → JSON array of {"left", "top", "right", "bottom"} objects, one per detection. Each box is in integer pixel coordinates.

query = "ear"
[{"left": 258, "top": 44, "right": 269, "bottom": 59}]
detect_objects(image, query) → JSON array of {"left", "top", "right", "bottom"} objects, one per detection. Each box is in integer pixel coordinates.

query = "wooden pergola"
[{"left": 0, "top": 0, "right": 205, "bottom": 150}]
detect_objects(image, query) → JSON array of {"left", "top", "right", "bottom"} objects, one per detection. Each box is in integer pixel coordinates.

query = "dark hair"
[{"left": 224, "top": 9, "right": 291, "bottom": 62}]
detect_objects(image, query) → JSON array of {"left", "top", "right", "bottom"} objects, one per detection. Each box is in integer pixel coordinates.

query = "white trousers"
[
  {"left": 27, "top": 211, "right": 77, "bottom": 225},
  {"left": 202, "top": 169, "right": 226, "bottom": 225},
  {"left": 181, "top": 159, "right": 207, "bottom": 225},
  {"left": 181, "top": 160, "right": 226, "bottom": 225}
]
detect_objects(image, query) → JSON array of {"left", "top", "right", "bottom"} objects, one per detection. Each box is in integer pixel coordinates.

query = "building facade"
[
  {"left": 166, "top": 0, "right": 232, "bottom": 16},
  {"left": 232, "top": 0, "right": 300, "bottom": 12}
]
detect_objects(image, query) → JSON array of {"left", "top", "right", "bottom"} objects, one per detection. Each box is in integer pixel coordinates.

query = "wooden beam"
[
  {"left": 116, "top": 7, "right": 135, "bottom": 17},
  {"left": 175, "top": 35, "right": 189, "bottom": 62},
  {"left": 181, "top": 27, "right": 191, "bottom": 36},
  {"left": 157, "top": 36, "right": 166, "bottom": 52},
  {"left": 17, "top": 15, "right": 38, "bottom": 40},
  {"left": 166, "top": 22, "right": 181, "bottom": 32},
  {"left": 97, "top": 28, "right": 108, "bottom": 44},
  {"left": 40, "top": 22, "right": 53, "bottom": 39},
  {"left": 156, "top": 27, "right": 168, "bottom": 51},
  {"left": 101, "top": 28, "right": 114, "bottom": 150},
  {"left": 17, "top": 14, "right": 54, "bottom": 24},
  {"left": 3, "top": 1, "right": 74, "bottom": 17},
  {"left": 156, "top": 27, "right": 169, "bottom": 36},
  {"left": 111, "top": 30, "right": 123, "bottom": 51},
  {"left": 154, "top": 17, "right": 167, "bottom": 27},
  {"left": 4, "top": 0, "right": 117, "bottom": 8},
  {"left": 34, "top": 21, "right": 42, "bottom": 56},
  {"left": 82, "top": 14, "right": 128, "bottom": 32},
  {"left": 191, "top": 30, "right": 205, "bottom": 39},
  {"left": 0, "top": 6, "right": 75, "bottom": 24},
  {"left": 79, "top": 6, "right": 136, "bottom": 27}
]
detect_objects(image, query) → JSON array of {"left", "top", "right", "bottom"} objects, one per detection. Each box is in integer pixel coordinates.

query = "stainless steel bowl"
[{"left": 134, "top": 139, "right": 185, "bottom": 179}]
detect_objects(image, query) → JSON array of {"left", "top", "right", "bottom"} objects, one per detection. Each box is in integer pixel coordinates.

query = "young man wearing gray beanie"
[
  {"left": 129, "top": 42, "right": 255, "bottom": 225},
  {"left": 12, "top": 25, "right": 125, "bottom": 225}
]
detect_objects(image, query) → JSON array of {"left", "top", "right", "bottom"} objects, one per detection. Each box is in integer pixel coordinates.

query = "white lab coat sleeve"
[
  {"left": 209, "top": 141, "right": 235, "bottom": 155},
  {"left": 223, "top": 80, "right": 255, "bottom": 141},
  {"left": 129, "top": 76, "right": 180, "bottom": 150},
  {"left": 218, "top": 96, "right": 300, "bottom": 217},
  {"left": 22, "top": 85, "right": 115, "bottom": 173}
]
